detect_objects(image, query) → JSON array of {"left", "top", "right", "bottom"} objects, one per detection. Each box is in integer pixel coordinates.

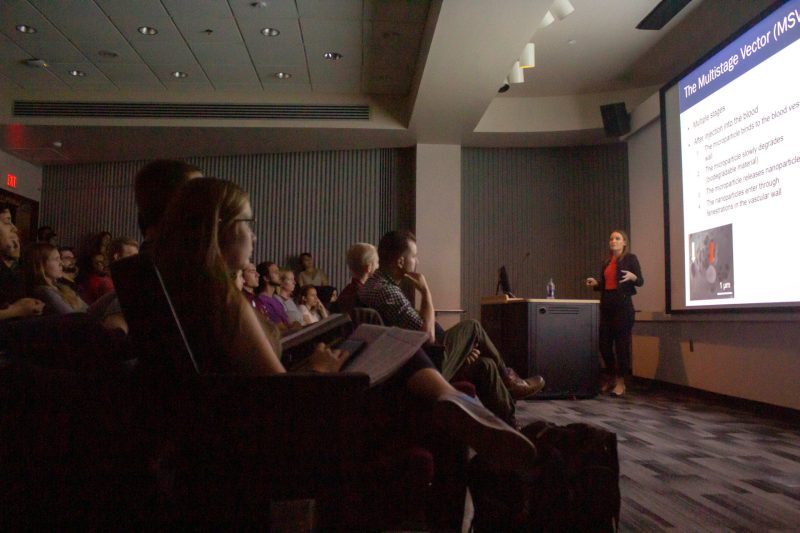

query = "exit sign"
[{"left": 6, "top": 174, "right": 16, "bottom": 188}]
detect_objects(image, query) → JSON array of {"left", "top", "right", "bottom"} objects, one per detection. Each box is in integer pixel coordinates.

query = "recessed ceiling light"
[
  {"left": 251, "top": 1, "right": 268, "bottom": 6},
  {"left": 323, "top": 52, "right": 343, "bottom": 61},
  {"left": 24, "top": 58, "right": 49, "bottom": 69},
  {"left": 261, "top": 27, "right": 280, "bottom": 36},
  {"left": 98, "top": 50, "right": 119, "bottom": 58},
  {"left": 172, "top": 71, "right": 188, "bottom": 78},
  {"left": 138, "top": 26, "right": 158, "bottom": 35},
  {"left": 567, "top": 39, "right": 577, "bottom": 45},
  {"left": 69, "top": 70, "right": 86, "bottom": 77},
  {"left": 16, "top": 24, "right": 37, "bottom": 34},
  {"left": 274, "top": 72, "right": 291, "bottom": 79}
]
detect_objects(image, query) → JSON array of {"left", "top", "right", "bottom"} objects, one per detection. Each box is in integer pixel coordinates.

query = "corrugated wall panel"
[
  {"left": 41, "top": 148, "right": 413, "bottom": 289},
  {"left": 461, "top": 145, "right": 629, "bottom": 320}
]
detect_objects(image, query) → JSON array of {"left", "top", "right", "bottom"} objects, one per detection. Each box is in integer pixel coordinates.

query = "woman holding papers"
[
  {"left": 586, "top": 229, "right": 644, "bottom": 397},
  {"left": 154, "top": 177, "right": 538, "bottom": 474}
]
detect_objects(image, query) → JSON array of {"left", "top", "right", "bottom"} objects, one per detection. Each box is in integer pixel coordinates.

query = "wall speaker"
[{"left": 600, "top": 102, "right": 630, "bottom": 137}]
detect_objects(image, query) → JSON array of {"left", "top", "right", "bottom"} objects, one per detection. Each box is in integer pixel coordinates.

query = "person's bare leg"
[
  {"left": 406, "top": 367, "right": 457, "bottom": 400},
  {"left": 406, "top": 368, "right": 537, "bottom": 475}
]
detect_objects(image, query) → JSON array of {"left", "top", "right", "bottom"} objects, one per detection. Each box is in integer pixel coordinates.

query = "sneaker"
[{"left": 433, "top": 392, "right": 538, "bottom": 475}]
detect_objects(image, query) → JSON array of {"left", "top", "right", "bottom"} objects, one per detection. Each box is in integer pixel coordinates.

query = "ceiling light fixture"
[
  {"left": 98, "top": 50, "right": 119, "bottom": 58},
  {"left": 323, "top": 51, "right": 343, "bottom": 60},
  {"left": 509, "top": 61, "right": 524, "bottom": 84},
  {"left": 16, "top": 24, "right": 37, "bottom": 34},
  {"left": 24, "top": 58, "right": 49, "bottom": 69},
  {"left": 274, "top": 72, "right": 291, "bottom": 79},
  {"left": 251, "top": 1, "right": 268, "bottom": 7},
  {"left": 538, "top": 11, "right": 555, "bottom": 28},
  {"left": 520, "top": 43, "right": 535, "bottom": 69},
  {"left": 172, "top": 71, "right": 188, "bottom": 78},
  {"left": 137, "top": 26, "right": 158, "bottom": 35},
  {"left": 261, "top": 27, "right": 280, "bottom": 36},
  {"left": 550, "top": 0, "right": 575, "bottom": 20},
  {"left": 69, "top": 70, "right": 86, "bottom": 77},
  {"left": 498, "top": 77, "right": 510, "bottom": 93}
]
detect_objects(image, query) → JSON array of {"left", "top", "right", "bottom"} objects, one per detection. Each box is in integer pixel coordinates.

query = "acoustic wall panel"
[
  {"left": 41, "top": 148, "right": 414, "bottom": 289},
  {"left": 461, "top": 145, "right": 629, "bottom": 320}
]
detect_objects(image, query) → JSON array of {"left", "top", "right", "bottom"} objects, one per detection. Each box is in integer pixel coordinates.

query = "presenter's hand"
[
  {"left": 620, "top": 270, "right": 637, "bottom": 283},
  {"left": 585, "top": 277, "right": 598, "bottom": 288},
  {"left": 404, "top": 271, "right": 430, "bottom": 293},
  {"left": 308, "top": 342, "right": 351, "bottom": 373}
]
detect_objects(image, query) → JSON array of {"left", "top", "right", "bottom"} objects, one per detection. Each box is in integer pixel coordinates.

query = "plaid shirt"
[{"left": 358, "top": 268, "right": 423, "bottom": 331}]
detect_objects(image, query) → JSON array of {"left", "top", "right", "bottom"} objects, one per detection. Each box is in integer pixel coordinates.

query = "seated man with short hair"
[
  {"left": 0, "top": 221, "right": 44, "bottom": 321},
  {"left": 359, "top": 230, "right": 545, "bottom": 425}
]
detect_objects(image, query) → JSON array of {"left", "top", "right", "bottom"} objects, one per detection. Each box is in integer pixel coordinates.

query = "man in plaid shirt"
[{"left": 360, "top": 230, "right": 544, "bottom": 425}]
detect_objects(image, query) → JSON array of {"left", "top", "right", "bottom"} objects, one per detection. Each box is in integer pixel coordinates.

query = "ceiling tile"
[
  {"left": 211, "top": 81, "right": 262, "bottom": 91},
  {"left": 203, "top": 63, "right": 260, "bottom": 85},
  {"left": 191, "top": 42, "right": 253, "bottom": 66},
  {"left": 310, "top": 65, "right": 362, "bottom": 93},
  {"left": 228, "top": 0, "right": 299, "bottom": 20},
  {"left": 95, "top": 0, "right": 184, "bottom": 43},
  {"left": 151, "top": 63, "right": 210, "bottom": 84},
  {"left": 97, "top": 63, "right": 161, "bottom": 85},
  {"left": 255, "top": 64, "right": 310, "bottom": 84},
  {"left": 162, "top": 1, "right": 243, "bottom": 44},
  {"left": 1, "top": 0, "right": 66, "bottom": 42},
  {"left": 302, "top": 19, "right": 362, "bottom": 66},
  {"left": 296, "top": 0, "right": 363, "bottom": 20},
  {"left": 132, "top": 41, "right": 198, "bottom": 66},
  {"left": 262, "top": 81, "right": 312, "bottom": 94},
  {"left": 0, "top": 63, "right": 65, "bottom": 90},
  {"left": 47, "top": 62, "right": 113, "bottom": 85},
  {"left": 12, "top": 38, "right": 87, "bottom": 64},
  {"left": 0, "top": 33, "right": 28, "bottom": 62},
  {"left": 31, "top": 0, "right": 128, "bottom": 42},
  {"left": 159, "top": 80, "right": 215, "bottom": 92}
]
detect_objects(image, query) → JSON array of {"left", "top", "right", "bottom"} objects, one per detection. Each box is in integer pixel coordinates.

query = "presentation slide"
[{"left": 664, "top": 0, "right": 800, "bottom": 310}]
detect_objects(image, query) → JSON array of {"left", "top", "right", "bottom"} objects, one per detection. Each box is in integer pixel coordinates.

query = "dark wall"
[{"left": 461, "top": 144, "right": 629, "bottom": 319}]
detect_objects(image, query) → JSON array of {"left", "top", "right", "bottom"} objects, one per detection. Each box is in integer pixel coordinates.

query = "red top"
[{"left": 603, "top": 256, "right": 618, "bottom": 290}]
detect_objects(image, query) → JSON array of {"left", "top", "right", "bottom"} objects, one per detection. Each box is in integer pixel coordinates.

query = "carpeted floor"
[{"left": 512, "top": 382, "right": 800, "bottom": 532}]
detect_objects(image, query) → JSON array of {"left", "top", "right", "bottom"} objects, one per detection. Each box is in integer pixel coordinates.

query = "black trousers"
[{"left": 599, "top": 290, "right": 635, "bottom": 376}]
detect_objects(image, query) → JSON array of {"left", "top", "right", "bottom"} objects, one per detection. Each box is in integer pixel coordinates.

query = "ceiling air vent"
[{"left": 13, "top": 101, "right": 370, "bottom": 120}]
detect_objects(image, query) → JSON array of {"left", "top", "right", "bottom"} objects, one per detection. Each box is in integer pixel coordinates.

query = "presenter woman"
[{"left": 586, "top": 230, "right": 643, "bottom": 396}]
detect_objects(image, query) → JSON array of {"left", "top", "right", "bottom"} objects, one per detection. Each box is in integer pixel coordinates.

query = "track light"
[
  {"left": 509, "top": 61, "right": 524, "bottom": 84},
  {"left": 520, "top": 43, "right": 535, "bottom": 69},
  {"left": 551, "top": 0, "right": 575, "bottom": 20},
  {"left": 539, "top": 10, "right": 555, "bottom": 28}
]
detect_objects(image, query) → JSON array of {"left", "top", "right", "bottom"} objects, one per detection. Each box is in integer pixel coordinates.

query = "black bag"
[{"left": 468, "top": 421, "right": 620, "bottom": 532}]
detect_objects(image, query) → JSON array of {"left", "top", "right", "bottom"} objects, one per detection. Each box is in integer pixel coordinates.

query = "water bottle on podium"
[{"left": 546, "top": 278, "right": 555, "bottom": 299}]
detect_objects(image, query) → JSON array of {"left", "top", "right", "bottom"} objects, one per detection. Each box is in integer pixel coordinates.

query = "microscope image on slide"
[{"left": 689, "top": 224, "right": 734, "bottom": 300}]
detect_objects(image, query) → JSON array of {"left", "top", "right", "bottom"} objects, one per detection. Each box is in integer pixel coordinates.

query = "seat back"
[
  {"left": 111, "top": 253, "right": 199, "bottom": 375},
  {"left": 350, "top": 306, "right": 385, "bottom": 326}
]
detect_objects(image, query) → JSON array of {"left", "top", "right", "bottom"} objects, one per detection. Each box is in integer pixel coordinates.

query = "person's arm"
[
  {"left": 317, "top": 302, "right": 328, "bottom": 319},
  {"left": 229, "top": 297, "right": 286, "bottom": 375},
  {"left": 0, "top": 298, "right": 44, "bottom": 320},
  {"left": 298, "top": 304, "right": 313, "bottom": 325},
  {"left": 403, "top": 272, "right": 436, "bottom": 343},
  {"left": 33, "top": 286, "right": 75, "bottom": 315},
  {"left": 620, "top": 255, "right": 644, "bottom": 286}
]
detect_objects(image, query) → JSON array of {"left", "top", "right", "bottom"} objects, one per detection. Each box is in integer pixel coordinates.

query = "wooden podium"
[{"left": 480, "top": 296, "right": 600, "bottom": 399}]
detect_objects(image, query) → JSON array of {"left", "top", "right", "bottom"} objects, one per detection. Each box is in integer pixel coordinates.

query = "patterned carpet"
[{"left": 514, "top": 382, "right": 800, "bottom": 532}]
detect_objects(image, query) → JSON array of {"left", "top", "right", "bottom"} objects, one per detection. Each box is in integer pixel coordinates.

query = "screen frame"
[{"left": 659, "top": 0, "right": 800, "bottom": 314}]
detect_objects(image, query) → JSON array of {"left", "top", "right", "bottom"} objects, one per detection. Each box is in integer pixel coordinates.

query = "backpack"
[{"left": 468, "top": 421, "right": 620, "bottom": 532}]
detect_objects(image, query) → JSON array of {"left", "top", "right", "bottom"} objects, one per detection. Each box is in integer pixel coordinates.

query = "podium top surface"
[{"left": 480, "top": 295, "right": 599, "bottom": 305}]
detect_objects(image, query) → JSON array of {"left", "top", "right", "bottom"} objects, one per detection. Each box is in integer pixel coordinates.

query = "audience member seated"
[
  {"left": 0, "top": 202, "right": 15, "bottom": 226},
  {"left": 58, "top": 246, "right": 80, "bottom": 292},
  {"left": 89, "top": 238, "right": 140, "bottom": 331},
  {"left": 36, "top": 225, "right": 58, "bottom": 245},
  {"left": 93, "top": 230, "right": 113, "bottom": 258},
  {"left": 274, "top": 269, "right": 306, "bottom": 326},
  {"left": 297, "top": 284, "right": 329, "bottom": 324},
  {"left": 23, "top": 242, "right": 88, "bottom": 315},
  {"left": 338, "top": 242, "right": 379, "bottom": 316},
  {"left": 360, "top": 230, "right": 546, "bottom": 427},
  {"left": 254, "top": 261, "right": 301, "bottom": 332},
  {"left": 82, "top": 251, "right": 114, "bottom": 304},
  {"left": 297, "top": 252, "right": 329, "bottom": 287},
  {"left": 0, "top": 221, "right": 44, "bottom": 321},
  {"left": 152, "top": 177, "right": 538, "bottom": 479},
  {"left": 241, "top": 262, "right": 272, "bottom": 317},
  {"left": 108, "top": 237, "right": 139, "bottom": 263}
]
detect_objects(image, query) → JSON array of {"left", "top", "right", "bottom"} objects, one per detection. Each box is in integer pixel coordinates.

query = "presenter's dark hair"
[
  {"left": 378, "top": 230, "right": 416, "bottom": 265},
  {"left": 610, "top": 229, "right": 630, "bottom": 258}
]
